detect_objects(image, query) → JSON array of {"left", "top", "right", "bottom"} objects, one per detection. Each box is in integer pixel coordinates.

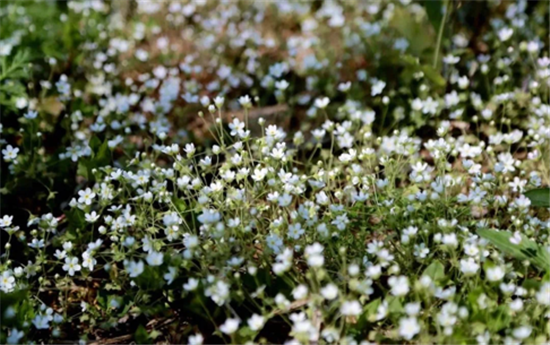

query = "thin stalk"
[{"left": 433, "top": 1, "right": 449, "bottom": 69}]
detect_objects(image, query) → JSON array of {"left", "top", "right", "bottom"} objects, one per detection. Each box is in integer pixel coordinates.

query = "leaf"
[
  {"left": 488, "top": 305, "right": 511, "bottom": 332},
  {"left": 359, "top": 298, "right": 381, "bottom": 324},
  {"left": 134, "top": 324, "right": 150, "bottom": 344},
  {"left": 422, "top": 2, "right": 444, "bottom": 33},
  {"left": 420, "top": 65, "right": 446, "bottom": 87},
  {"left": 386, "top": 296, "right": 404, "bottom": 314},
  {"left": 65, "top": 208, "right": 85, "bottom": 231},
  {"left": 477, "top": 229, "right": 549, "bottom": 271},
  {"left": 77, "top": 138, "right": 111, "bottom": 181},
  {"left": 524, "top": 188, "right": 550, "bottom": 207},
  {"left": 422, "top": 260, "right": 446, "bottom": 281}
]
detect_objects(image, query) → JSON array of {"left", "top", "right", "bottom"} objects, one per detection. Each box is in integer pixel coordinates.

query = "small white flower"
[
  {"left": 127, "top": 261, "right": 144, "bottom": 277},
  {"left": 247, "top": 314, "right": 265, "bottom": 331},
  {"left": 220, "top": 318, "right": 240, "bottom": 334},
  {"left": 314, "top": 97, "right": 330, "bottom": 109},
  {"left": 184, "top": 278, "right": 199, "bottom": 291},
  {"left": 320, "top": 284, "right": 339, "bottom": 300},
  {"left": 85, "top": 211, "right": 100, "bottom": 223},
  {"left": 486, "top": 266, "right": 505, "bottom": 282},
  {"left": 188, "top": 333, "right": 204, "bottom": 345},
  {"left": 388, "top": 276, "right": 409, "bottom": 296},
  {"left": 78, "top": 188, "right": 96, "bottom": 206},
  {"left": 340, "top": 300, "right": 362, "bottom": 316},
  {"left": 399, "top": 317, "right": 420, "bottom": 340},
  {"left": 62, "top": 257, "right": 82, "bottom": 276},
  {"left": 146, "top": 251, "right": 163, "bottom": 266},
  {"left": 2, "top": 145, "right": 19, "bottom": 162},
  {"left": 509, "top": 231, "right": 522, "bottom": 245},
  {"left": 498, "top": 27, "right": 513, "bottom": 41},
  {"left": 512, "top": 326, "right": 531, "bottom": 340},
  {"left": 292, "top": 284, "right": 308, "bottom": 300},
  {"left": 238, "top": 95, "right": 252, "bottom": 108}
]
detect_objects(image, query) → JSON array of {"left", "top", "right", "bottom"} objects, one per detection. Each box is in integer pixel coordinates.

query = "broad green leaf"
[
  {"left": 386, "top": 296, "right": 404, "bottom": 314},
  {"left": 420, "top": 65, "right": 446, "bottom": 87},
  {"left": 361, "top": 298, "right": 381, "bottom": 323},
  {"left": 65, "top": 208, "right": 85, "bottom": 231},
  {"left": 422, "top": 260, "right": 445, "bottom": 281},
  {"left": 422, "top": 1, "right": 444, "bottom": 33},
  {"left": 489, "top": 305, "right": 511, "bottom": 332},
  {"left": 477, "top": 229, "right": 548, "bottom": 271},
  {"left": 134, "top": 324, "right": 150, "bottom": 344},
  {"left": 524, "top": 188, "right": 550, "bottom": 207}
]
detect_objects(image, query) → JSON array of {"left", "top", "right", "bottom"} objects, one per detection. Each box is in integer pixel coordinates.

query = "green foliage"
[
  {"left": 478, "top": 229, "right": 550, "bottom": 272},
  {"left": 77, "top": 137, "right": 112, "bottom": 181},
  {"left": 422, "top": 260, "right": 446, "bottom": 282},
  {"left": 524, "top": 188, "right": 550, "bottom": 208}
]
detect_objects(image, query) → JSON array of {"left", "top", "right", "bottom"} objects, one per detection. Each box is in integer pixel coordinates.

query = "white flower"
[
  {"left": 188, "top": 333, "right": 203, "bottom": 345},
  {"left": 320, "top": 284, "right": 339, "bottom": 300},
  {"left": 247, "top": 314, "right": 265, "bottom": 331},
  {"left": 399, "top": 317, "right": 420, "bottom": 340},
  {"left": 340, "top": 300, "right": 362, "bottom": 316},
  {"left": 460, "top": 258, "right": 480, "bottom": 276},
  {"left": 388, "top": 276, "right": 409, "bottom": 296},
  {"left": 0, "top": 271, "right": 15, "bottom": 293},
  {"left": 275, "top": 80, "right": 289, "bottom": 90},
  {"left": 314, "top": 97, "right": 330, "bottom": 109},
  {"left": 184, "top": 143, "right": 196, "bottom": 157},
  {"left": 214, "top": 96, "right": 225, "bottom": 108},
  {"left": 405, "top": 303, "right": 421, "bottom": 316},
  {"left": 2, "top": 145, "right": 19, "bottom": 162},
  {"left": 371, "top": 80, "right": 386, "bottom": 96},
  {"left": 163, "top": 267, "right": 177, "bottom": 284},
  {"left": 6, "top": 328, "right": 24, "bottom": 344},
  {"left": 238, "top": 95, "right": 252, "bottom": 108},
  {"left": 486, "top": 266, "right": 505, "bottom": 282},
  {"left": 536, "top": 282, "right": 550, "bottom": 306},
  {"left": 288, "top": 223, "right": 304, "bottom": 240},
  {"left": 85, "top": 211, "right": 100, "bottom": 223},
  {"left": 81, "top": 251, "right": 96, "bottom": 271},
  {"left": 62, "top": 257, "right": 82, "bottom": 276},
  {"left": 509, "top": 231, "right": 522, "bottom": 245},
  {"left": 146, "top": 251, "right": 163, "bottom": 266},
  {"left": 0, "top": 215, "right": 13, "bottom": 228},
  {"left": 278, "top": 193, "right": 292, "bottom": 207},
  {"left": 228, "top": 118, "right": 245, "bottom": 137},
  {"left": 220, "top": 318, "right": 240, "bottom": 334},
  {"left": 498, "top": 27, "right": 513, "bottom": 41},
  {"left": 127, "top": 261, "right": 144, "bottom": 277},
  {"left": 24, "top": 110, "right": 38, "bottom": 119},
  {"left": 78, "top": 188, "right": 96, "bottom": 206},
  {"left": 292, "top": 284, "right": 308, "bottom": 300},
  {"left": 512, "top": 326, "right": 531, "bottom": 340},
  {"left": 183, "top": 278, "right": 199, "bottom": 291}
]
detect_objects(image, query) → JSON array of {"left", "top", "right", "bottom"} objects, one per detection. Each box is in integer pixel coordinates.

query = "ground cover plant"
[{"left": 1, "top": 0, "right": 550, "bottom": 344}]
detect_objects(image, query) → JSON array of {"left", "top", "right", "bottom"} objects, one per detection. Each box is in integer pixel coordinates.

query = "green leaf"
[
  {"left": 477, "top": 229, "right": 549, "bottom": 271},
  {"left": 422, "top": 1, "right": 444, "bottom": 32},
  {"left": 422, "top": 260, "right": 446, "bottom": 281},
  {"left": 77, "top": 138, "right": 111, "bottom": 181},
  {"left": 488, "top": 305, "right": 511, "bottom": 332},
  {"left": 386, "top": 296, "right": 404, "bottom": 314},
  {"left": 65, "top": 208, "right": 85, "bottom": 231},
  {"left": 524, "top": 188, "right": 550, "bottom": 207},
  {"left": 134, "top": 324, "right": 150, "bottom": 344},
  {"left": 420, "top": 65, "right": 446, "bottom": 87},
  {"left": 359, "top": 298, "right": 381, "bottom": 324},
  {"left": 478, "top": 229, "right": 529, "bottom": 260}
]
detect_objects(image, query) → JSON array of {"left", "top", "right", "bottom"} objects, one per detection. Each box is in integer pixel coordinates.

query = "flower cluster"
[{"left": 0, "top": 0, "right": 549, "bottom": 344}]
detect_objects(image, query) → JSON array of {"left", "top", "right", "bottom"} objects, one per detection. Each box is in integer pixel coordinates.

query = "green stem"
[{"left": 433, "top": 1, "right": 449, "bottom": 69}]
